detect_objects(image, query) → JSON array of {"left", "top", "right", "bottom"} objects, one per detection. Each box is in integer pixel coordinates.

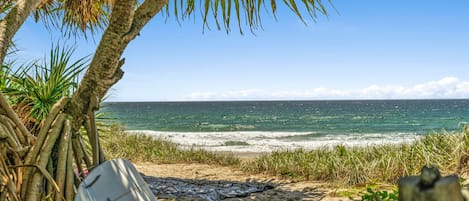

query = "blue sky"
[{"left": 12, "top": 0, "right": 469, "bottom": 101}]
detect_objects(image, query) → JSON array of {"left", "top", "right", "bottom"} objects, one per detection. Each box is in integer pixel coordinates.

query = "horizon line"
[{"left": 104, "top": 97, "right": 469, "bottom": 103}]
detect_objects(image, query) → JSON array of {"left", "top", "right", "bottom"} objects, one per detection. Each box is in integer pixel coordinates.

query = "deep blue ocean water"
[{"left": 102, "top": 100, "right": 469, "bottom": 152}]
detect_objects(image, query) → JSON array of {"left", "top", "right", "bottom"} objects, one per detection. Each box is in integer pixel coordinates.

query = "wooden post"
[{"left": 398, "top": 166, "right": 465, "bottom": 201}]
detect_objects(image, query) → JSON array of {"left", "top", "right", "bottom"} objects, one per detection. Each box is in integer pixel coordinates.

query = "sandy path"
[{"left": 135, "top": 162, "right": 352, "bottom": 201}]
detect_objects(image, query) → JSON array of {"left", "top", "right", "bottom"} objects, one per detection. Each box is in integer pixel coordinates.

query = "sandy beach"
[{"left": 135, "top": 162, "right": 352, "bottom": 201}]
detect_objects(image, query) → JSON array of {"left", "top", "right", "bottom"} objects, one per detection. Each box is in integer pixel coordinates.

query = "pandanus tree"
[{"left": 0, "top": 0, "right": 331, "bottom": 200}]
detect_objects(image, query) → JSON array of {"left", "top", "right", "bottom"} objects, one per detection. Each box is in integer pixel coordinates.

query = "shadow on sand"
[{"left": 143, "top": 175, "right": 328, "bottom": 201}]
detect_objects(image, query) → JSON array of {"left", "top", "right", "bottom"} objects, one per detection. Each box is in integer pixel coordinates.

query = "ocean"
[{"left": 102, "top": 100, "right": 469, "bottom": 153}]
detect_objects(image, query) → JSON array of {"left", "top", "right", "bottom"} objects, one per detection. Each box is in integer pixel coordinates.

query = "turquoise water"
[{"left": 103, "top": 100, "right": 469, "bottom": 152}]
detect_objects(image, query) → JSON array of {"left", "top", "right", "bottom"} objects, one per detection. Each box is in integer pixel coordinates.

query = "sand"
[{"left": 135, "top": 162, "right": 352, "bottom": 201}]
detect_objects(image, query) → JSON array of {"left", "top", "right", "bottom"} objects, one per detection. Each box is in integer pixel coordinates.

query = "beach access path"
[{"left": 135, "top": 162, "right": 352, "bottom": 201}]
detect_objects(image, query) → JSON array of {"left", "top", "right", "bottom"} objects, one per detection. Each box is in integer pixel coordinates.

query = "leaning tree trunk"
[{"left": 0, "top": 0, "right": 167, "bottom": 200}]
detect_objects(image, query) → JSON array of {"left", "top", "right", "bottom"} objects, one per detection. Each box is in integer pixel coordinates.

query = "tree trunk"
[
  {"left": 66, "top": 0, "right": 168, "bottom": 130},
  {"left": 0, "top": 0, "right": 167, "bottom": 200}
]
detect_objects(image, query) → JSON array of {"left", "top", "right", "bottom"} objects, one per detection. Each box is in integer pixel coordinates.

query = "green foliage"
[
  {"left": 0, "top": 63, "right": 12, "bottom": 90},
  {"left": 100, "top": 124, "right": 469, "bottom": 189},
  {"left": 242, "top": 128, "right": 469, "bottom": 186},
  {"left": 33, "top": 0, "right": 111, "bottom": 38},
  {"left": 361, "top": 188, "right": 398, "bottom": 201},
  {"left": 166, "top": 0, "right": 333, "bottom": 34},
  {"left": 102, "top": 124, "right": 240, "bottom": 166},
  {"left": 4, "top": 44, "right": 87, "bottom": 129},
  {"left": 1, "top": 42, "right": 20, "bottom": 90},
  {"left": 32, "top": 0, "right": 333, "bottom": 38}
]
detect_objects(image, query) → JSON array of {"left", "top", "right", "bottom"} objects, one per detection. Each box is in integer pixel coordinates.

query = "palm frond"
[
  {"left": 32, "top": 0, "right": 332, "bottom": 37},
  {"left": 0, "top": 63, "right": 12, "bottom": 90},
  {"left": 34, "top": 0, "right": 112, "bottom": 38},
  {"left": 4, "top": 44, "right": 89, "bottom": 131},
  {"left": 0, "top": 0, "right": 14, "bottom": 19},
  {"left": 165, "top": 0, "right": 333, "bottom": 34}
]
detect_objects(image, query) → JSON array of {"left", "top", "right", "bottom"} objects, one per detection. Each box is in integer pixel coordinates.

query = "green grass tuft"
[
  {"left": 241, "top": 128, "right": 469, "bottom": 185},
  {"left": 101, "top": 125, "right": 240, "bottom": 166}
]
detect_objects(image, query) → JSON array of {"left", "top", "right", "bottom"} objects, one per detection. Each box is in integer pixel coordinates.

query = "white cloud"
[{"left": 186, "top": 77, "right": 469, "bottom": 100}]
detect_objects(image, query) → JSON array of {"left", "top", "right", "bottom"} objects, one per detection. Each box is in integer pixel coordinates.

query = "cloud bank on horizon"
[{"left": 187, "top": 77, "right": 469, "bottom": 100}]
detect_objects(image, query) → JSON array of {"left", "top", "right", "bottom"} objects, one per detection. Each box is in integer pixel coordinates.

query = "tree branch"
[
  {"left": 123, "top": 0, "right": 168, "bottom": 42},
  {"left": 107, "top": 0, "right": 137, "bottom": 35},
  {"left": 66, "top": 0, "right": 137, "bottom": 129},
  {"left": 66, "top": 0, "right": 168, "bottom": 130}
]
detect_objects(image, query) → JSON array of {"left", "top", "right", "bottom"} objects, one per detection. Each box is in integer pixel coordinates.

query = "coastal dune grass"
[
  {"left": 101, "top": 125, "right": 240, "bottom": 166},
  {"left": 242, "top": 128, "right": 469, "bottom": 185},
  {"left": 101, "top": 124, "right": 469, "bottom": 186}
]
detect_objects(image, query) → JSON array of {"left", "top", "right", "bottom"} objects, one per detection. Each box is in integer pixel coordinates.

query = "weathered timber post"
[{"left": 398, "top": 166, "right": 466, "bottom": 201}]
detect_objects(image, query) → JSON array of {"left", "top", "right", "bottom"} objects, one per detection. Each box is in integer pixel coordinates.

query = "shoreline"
[{"left": 126, "top": 129, "right": 421, "bottom": 153}]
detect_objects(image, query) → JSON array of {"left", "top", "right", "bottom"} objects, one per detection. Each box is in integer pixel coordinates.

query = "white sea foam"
[{"left": 125, "top": 130, "right": 420, "bottom": 153}]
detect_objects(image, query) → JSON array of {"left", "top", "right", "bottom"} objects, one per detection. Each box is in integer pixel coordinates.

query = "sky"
[{"left": 12, "top": 0, "right": 469, "bottom": 101}]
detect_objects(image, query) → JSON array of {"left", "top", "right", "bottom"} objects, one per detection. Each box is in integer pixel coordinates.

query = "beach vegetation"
[
  {"left": 102, "top": 124, "right": 240, "bottom": 166},
  {"left": 3, "top": 44, "right": 87, "bottom": 132},
  {"left": 360, "top": 188, "right": 398, "bottom": 201},
  {"left": 100, "top": 124, "right": 469, "bottom": 189},
  {"left": 242, "top": 128, "right": 469, "bottom": 186}
]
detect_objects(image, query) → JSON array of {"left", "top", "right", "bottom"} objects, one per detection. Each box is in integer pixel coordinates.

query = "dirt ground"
[{"left": 135, "top": 162, "right": 353, "bottom": 201}]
